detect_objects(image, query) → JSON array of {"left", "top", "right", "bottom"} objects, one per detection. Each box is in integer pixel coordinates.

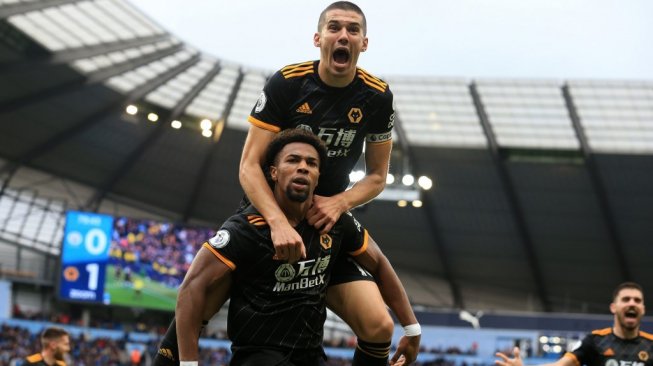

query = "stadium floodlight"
[
  {"left": 147, "top": 113, "right": 159, "bottom": 122},
  {"left": 171, "top": 120, "right": 182, "bottom": 129},
  {"left": 125, "top": 105, "right": 138, "bottom": 115},
  {"left": 397, "top": 200, "right": 407, "bottom": 207},
  {"left": 418, "top": 176, "right": 433, "bottom": 190},
  {"left": 386, "top": 174, "right": 395, "bottom": 184},
  {"left": 402, "top": 174, "right": 414, "bottom": 186},
  {"left": 201, "top": 129, "right": 212, "bottom": 138},
  {"left": 200, "top": 118, "right": 213, "bottom": 130},
  {"left": 412, "top": 200, "right": 423, "bottom": 208},
  {"left": 349, "top": 170, "right": 365, "bottom": 183}
]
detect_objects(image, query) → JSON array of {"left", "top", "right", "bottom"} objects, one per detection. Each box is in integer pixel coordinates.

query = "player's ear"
[
  {"left": 361, "top": 37, "right": 368, "bottom": 52},
  {"left": 609, "top": 302, "right": 616, "bottom": 314},
  {"left": 270, "top": 166, "right": 278, "bottom": 182},
  {"left": 314, "top": 32, "right": 321, "bottom": 47}
]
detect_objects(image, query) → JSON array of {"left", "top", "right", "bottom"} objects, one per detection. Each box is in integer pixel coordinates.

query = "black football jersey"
[
  {"left": 23, "top": 353, "right": 66, "bottom": 365},
  {"left": 248, "top": 60, "right": 395, "bottom": 196},
  {"left": 565, "top": 328, "right": 653, "bottom": 366},
  {"left": 202, "top": 206, "right": 369, "bottom": 350}
]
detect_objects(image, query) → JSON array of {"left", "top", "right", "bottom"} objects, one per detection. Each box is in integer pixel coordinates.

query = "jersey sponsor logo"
[
  {"left": 296, "top": 102, "right": 313, "bottom": 114},
  {"left": 275, "top": 264, "right": 296, "bottom": 283},
  {"left": 208, "top": 230, "right": 230, "bottom": 249},
  {"left": 367, "top": 131, "right": 392, "bottom": 143},
  {"left": 254, "top": 92, "right": 267, "bottom": 113},
  {"left": 320, "top": 234, "right": 332, "bottom": 250},
  {"left": 317, "top": 127, "right": 357, "bottom": 157},
  {"left": 639, "top": 351, "right": 649, "bottom": 362},
  {"left": 273, "top": 256, "right": 330, "bottom": 292},
  {"left": 348, "top": 108, "right": 363, "bottom": 123}
]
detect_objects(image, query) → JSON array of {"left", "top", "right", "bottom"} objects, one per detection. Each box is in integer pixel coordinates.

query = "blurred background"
[{"left": 0, "top": 0, "right": 651, "bottom": 365}]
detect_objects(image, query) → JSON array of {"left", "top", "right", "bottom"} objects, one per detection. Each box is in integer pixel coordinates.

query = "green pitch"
[{"left": 104, "top": 264, "right": 178, "bottom": 311}]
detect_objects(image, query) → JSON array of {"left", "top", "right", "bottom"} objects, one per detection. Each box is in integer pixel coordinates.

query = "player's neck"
[
  {"left": 41, "top": 351, "right": 56, "bottom": 365},
  {"left": 277, "top": 197, "right": 311, "bottom": 227},
  {"left": 317, "top": 63, "right": 355, "bottom": 88},
  {"left": 613, "top": 324, "right": 639, "bottom": 339}
]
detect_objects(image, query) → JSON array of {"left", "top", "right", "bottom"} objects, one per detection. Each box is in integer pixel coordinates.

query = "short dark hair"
[
  {"left": 263, "top": 129, "right": 327, "bottom": 187},
  {"left": 612, "top": 282, "right": 644, "bottom": 301},
  {"left": 318, "top": 1, "right": 367, "bottom": 35},
  {"left": 41, "top": 327, "right": 69, "bottom": 346}
]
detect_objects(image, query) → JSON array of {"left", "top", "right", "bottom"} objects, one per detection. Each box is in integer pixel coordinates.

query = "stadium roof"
[{"left": 1, "top": 0, "right": 652, "bottom": 314}]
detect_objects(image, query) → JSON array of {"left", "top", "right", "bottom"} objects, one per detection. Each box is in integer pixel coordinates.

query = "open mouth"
[
  {"left": 332, "top": 48, "right": 350, "bottom": 65},
  {"left": 292, "top": 177, "right": 309, "bottom": 187},
  {"left": 625, "top": 309, "right": 638, "bottom": 318}
]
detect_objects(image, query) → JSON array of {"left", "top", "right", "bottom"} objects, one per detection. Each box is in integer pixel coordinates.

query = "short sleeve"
[
  {"left": 564, "top": 334, "right": 595, "bottom": 366},
  {"left": 203, "top": 219, "right": 250, "bottom": 271},
  {"left": 247, "top": 71, "right": 292, "bottom": 133},
  {"left": 339, "top": 212, "right": 369, "bottom": 256},
  {"left": 366, "top": 87, "right": 394, "bottom": 144}
]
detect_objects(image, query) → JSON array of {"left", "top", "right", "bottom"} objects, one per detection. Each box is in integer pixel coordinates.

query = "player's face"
[
  {"left": 271, "top": 142, "right": 320, "bottom": 203},
  {"left": 611, "top": 288, "right": 645, "bottom": 331},
  {"left": 314, "top": 9, "right": 368, "bottom": 85},
  {"left": 53, "top": 335, "right": 71, "bottom": 360}
]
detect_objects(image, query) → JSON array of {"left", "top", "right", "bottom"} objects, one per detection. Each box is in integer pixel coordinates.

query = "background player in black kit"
[
  {"left": 175, "top": 129, "right": 419, "bottom": 365},
  {"left": 154, "top": 2, "right": 419, "bottom": 365},
  {"left": 496, "top": 282, "right": 652, "bottom": 366},
  {"left": 23, "top": 327, "right": 71, "bottom": 366}
]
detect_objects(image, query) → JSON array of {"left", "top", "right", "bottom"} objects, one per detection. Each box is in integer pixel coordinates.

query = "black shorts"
[
  {"left": 230, "top": 346, "right": 326, "bottom": 366},
  {"left": 329, "top": 254, "right": 374, "bottom": 286}
]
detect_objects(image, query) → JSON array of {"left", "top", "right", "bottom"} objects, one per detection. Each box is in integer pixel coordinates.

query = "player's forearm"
[
  {"left": 239, "top": 161, "right": 289, "bottom": 227},
  {"left": 338, "top": 171, "right": 386, "bottom": 210},
  {"left": 175, "top": 283, "right": 205, "bottom": 360},
  {"left": 374, "top": 255, "right": 417, "bottom": 327}
]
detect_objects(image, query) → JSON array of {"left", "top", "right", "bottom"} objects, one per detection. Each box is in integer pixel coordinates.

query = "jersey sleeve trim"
[
  {"left": 26, "top": 354, "right": 43, "bottom": 363},
  {"left": 202, "top": 242, "right": 236, "bottom": 270},
  {"left": 591, "top": 328, "right": 612, "bottom": 336},
  {"left": 366, "top": 138, "right": 393, "bottom": 145},
  {"left": 640, "top": 331, "right": 653, "bottom": 340},
  {"left": 247, "top": 115, "right": 281, "bottom": 133},
  {"left": 348, "top": 229, "right": 369, "bottom": 257},
  {"left": 563, "top": 352, "right": 580, "bottom": 366}
]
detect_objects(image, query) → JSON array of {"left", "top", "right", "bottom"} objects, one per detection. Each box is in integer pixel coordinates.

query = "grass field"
[{"left": 105, "top": 264, "right": 178, "bottom": 311}]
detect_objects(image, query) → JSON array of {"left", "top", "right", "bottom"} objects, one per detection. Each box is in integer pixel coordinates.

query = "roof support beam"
[
  {"left": 0, "top": 55, "right": 200, "bottom": 184},
  {"left": 84, "top": 56, "right": 204, "bottom": 211},
  {"left": 182, "top": 68, "right": 245, "bottom": 222},
  {"left": 562, "top": 84, "right": 630, "bottom": 281},
  {"left": 0, "top": 44, "right": 184, "bottom": 115},
  {"left": 470, "top": 81, "right": 552, "bottom": 312},
  {"left": 0, "top": 0, "right": 80, "bottom": 18},
  {"left": 392, "top": 111, "right": 464, "bottom": 309}
]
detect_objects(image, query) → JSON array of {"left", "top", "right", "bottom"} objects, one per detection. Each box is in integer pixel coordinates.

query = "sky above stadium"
[{"left": 132, "top": 0, "right": 653, "bottom": 80}]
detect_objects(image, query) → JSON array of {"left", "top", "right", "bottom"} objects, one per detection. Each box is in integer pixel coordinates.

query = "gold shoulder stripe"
[
  {"left": 358, "top": 67, "right": 387, "bottom": 87},
  {"left": 283, "top": 69, "right": 314, "bottom": 79},
  {"left": 56, "top": 361, "right": 67, "bottom": 366},
  {"left": 282, "top": 61, "right": 314, "bottom": 78},
  {"left": 358, "top": 73, "right": 386, "bottom": 93},
  {"left": 202, "top": 242, "right": 236, "bottom": 270},
  {"left": 563, "top": 353, "right": 580, "bottom": 366},
  {"left": 640, "top": 331, "right": 653, "bottom": 341},
  {"left": 358, "top": 71, "right": 387, "bottom": 89},
  {"left": 281, "top": 61, "right": 313, "bottom": 73},
  {"left": 591, "top": 328, "right": 612, "bottom": 336},
  {"left": 26, "top": 354, "right": 43, "bottom": 362}
]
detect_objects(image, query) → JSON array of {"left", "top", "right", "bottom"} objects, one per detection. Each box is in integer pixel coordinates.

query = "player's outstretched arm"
[
  {"left": 240, "top": 126, "right": 305, "bottom": 263},
  {"left": 495, "top": 347, "right": 575, "bottom": 366},
  {"left": 353, "top": 235, "right": 420, "bottom": 364},
  {"left": 176, "top": 247, "right": 231, "bottom": 362},
  {"left": 307, "top": 140, "right": 391, "bottom": 233}
]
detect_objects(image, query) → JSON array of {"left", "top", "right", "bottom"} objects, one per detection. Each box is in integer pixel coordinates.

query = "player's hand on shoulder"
[
  {"left": 270, "top": 219, "right": 305, "bottom": 263},
  {"left": 390, "top": 335, "right": 421, "bottom": 365},
  {"left": 307, "top": 195, "right": 347, "bottom": 234},
  {"left": 495, "top": 347, "right": 524, "bottom": 366}
]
